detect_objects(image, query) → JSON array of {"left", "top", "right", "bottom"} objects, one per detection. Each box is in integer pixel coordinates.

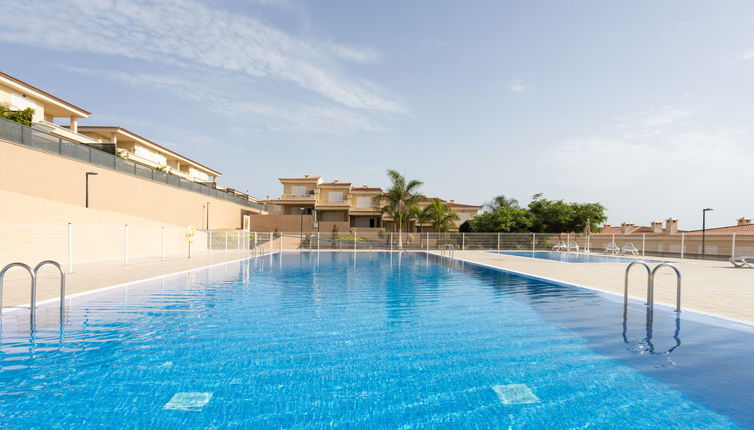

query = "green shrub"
[{"left": 0, "top": 105, "right": 34, "bottom": 126}]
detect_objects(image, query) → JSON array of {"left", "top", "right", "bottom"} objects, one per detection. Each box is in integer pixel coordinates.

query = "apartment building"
[
  {"left": 263, "top": 175, "right": 481, "bottom": 231},
  {"left": 1, "top": 71, "right": 220, "bottom": 184}
]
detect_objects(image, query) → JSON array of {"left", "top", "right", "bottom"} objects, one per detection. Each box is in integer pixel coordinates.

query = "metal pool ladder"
[
  {"left": 0, "top": 260, "right": 66, "bottom": 325},
  {"left": 440, "top": 243, "right": 455, "bottom": 259},
  {"left": 624, "top": 261, "right": 682, "bottom": 317}
]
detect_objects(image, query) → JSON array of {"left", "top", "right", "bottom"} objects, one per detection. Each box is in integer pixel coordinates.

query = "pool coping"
[
  {"left": 433, "top": 252, "right": 754, "bottom": 332},
  {"left": 1, "top": 252, "right": 279, "bottom": 316}
]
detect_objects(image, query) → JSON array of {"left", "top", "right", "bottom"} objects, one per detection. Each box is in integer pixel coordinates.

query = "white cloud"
[
  {"left": 506, "top": 79, "right": 530, "bottom": 93},
  {"left": 0, "top": 0, "right": 405, "bottom": 115},
  {"left": 739, "top": 50, "right": 754, "bottom": 62},
  {"left": 64, "top": 66, "right": 386, "bottom": 134}
]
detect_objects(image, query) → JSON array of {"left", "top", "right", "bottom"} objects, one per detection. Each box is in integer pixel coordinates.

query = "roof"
[
  {"left": 447, "top": 202, "right": 483, "bottom": 209},
  {"left": 319, "top": 182, "right": 351, "bottom": 186},
  {"left": 598, "top": 225, "right": 656, "bottom": 234},
  {"left": 685, "top": 224, "right": 754, "bottom": 235},
  {"left": 0, "top": 70, "right": 91, "bottom": 116},
  {"left": 352, "top": 187, "right": 383, "bottom": 192},
  {"left": 77, "top": 126, "right": 221, "bottom": 176},
  {"left": 279, "top": 176, "right": 321, "bottom": 181}
]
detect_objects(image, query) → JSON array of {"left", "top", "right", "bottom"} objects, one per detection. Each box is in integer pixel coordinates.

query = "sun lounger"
[
  {"left": 621, "top": 243, "right": 639, "bottom": 256},
  {"left": 566, "top": 241, "right": 579, "bottom": 252},
  {"left": 730, "top": 256, "right": 754, "bottom": 268},
  {"left": 552, "top": 241, "right": 567, "bottom": 251},
  {"left": 604, "top": 242, "right": 620, "bottom": 255}
]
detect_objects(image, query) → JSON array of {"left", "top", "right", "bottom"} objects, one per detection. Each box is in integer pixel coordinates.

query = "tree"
[
  {"left": 373, "top": 170, "right": 424, "bottom": 247},
  {"left": 485, "top": 195, "right": 520, "bottom": 211},
  {"left": 0, "top": 105, "right": 34, "bottom": 126},
  {"left": 469, "top": 205, "right": 531, "bottom": 232},
  {"left": 527, "top": 193, "right": 606, "bottom": 233},
  {"left": 419, "top": 198, "right": 460, "bottom": 232}
]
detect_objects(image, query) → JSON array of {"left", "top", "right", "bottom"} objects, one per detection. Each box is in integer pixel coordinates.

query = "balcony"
[{"left": 32, "top": 120, "right": 100, "bottom": 145}]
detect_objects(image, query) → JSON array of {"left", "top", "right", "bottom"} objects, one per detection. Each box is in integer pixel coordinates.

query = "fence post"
[
  {"left": 462, "top": 233, "right": 465, "bottom": 250},
  {"left": 390, "top": 232, "right": 393, "bottom": 251},
  {"left": 317, "top": 232, "right": 320, "bottom": 252},
  {"left": 426, "top": 233, "right": 430, "bottom": 251},
  {"left": 642, "top": 233, "right": 646, "bottom": 257},
  {"left": 680, "top": 233, "right": 685, "bottom": 260},
  {"left": 225, "top": 231, "right": 228, "bottom": 252},
  {"left": 532, "top": 233, "right": 535, "bottom": 252},
  {"left": 254, "top": 231, "right": 257, "bottom": 248},
  {"left": 67, "top": 223, "right": 73, "bottom": 273},
  {"left": 124, "top": 224, "right": 129, "bottom": 265},
  {"left": 161, "top": 226, "right": 165, "bottom": 261},
  {"left": 209, "top": 230, "right": 213, "bottom": 255},
  {"left": 732, "top": 233, "right": 737, "bottom": 258},
  {"left": 612, "top": 233, "right": 615, "bottom": 246},
  {"left": 279, "top": 233, "right": 283, "bottom": 253},
  {"left": 497, "top": 233, "right": 500, "bottom": 251},
  {"left": 237, "top": 232, "right": 240, "bottom": 255},
  {"left": 354, "top": 231, "right": 357, "bottom": 252}
]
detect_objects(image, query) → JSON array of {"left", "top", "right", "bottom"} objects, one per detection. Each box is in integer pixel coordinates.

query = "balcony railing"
[{"left": 0, "top": 117, "right": 266, "bottom": 212}]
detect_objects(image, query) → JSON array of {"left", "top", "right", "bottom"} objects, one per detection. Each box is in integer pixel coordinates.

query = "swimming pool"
[
  {"left": 496, "top": 250, "right": 653, "bottom": 263},
  {"left": 1, "top": 252, "right": 752, "bottom": 428}
]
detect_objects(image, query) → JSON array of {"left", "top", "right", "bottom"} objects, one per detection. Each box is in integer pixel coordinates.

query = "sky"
[{"left": 1, "top": 0, "right": 753, "bottom": 229}]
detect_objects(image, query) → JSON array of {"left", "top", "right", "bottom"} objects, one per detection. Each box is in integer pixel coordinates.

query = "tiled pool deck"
[{"left": 434, "top": 251, "right": 754, "bottom": 325}]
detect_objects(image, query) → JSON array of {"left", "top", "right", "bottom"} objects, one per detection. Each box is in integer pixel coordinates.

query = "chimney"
[
  {"left": 450, "top": 200, "right": 455, "bottom": 203},
  {"left": 621, "top": 222, "right": 635, "bottom": 235},
  {"left": 737, "top": 217, "right": 752, "bottom": 226},
  {"left": 265, "top": 195, "right": 270, "bottom": 200},
  {"left": 603, "top": 223, "right": 611, "bottom": 228},
  {"left": 304, "top": 174, "right": 309, "bottom": 177},
  {"left": 651, "top": 220, "right": 663, "bottom": 234},
  {"left": 362, "top": 184, "right": 368, "bottom": 188},
  {"left": 664, "top": 218, "right": 678, "bottom": 235},
  {"left": 333, "top": 179, "right": 339, "bottom": 183}
]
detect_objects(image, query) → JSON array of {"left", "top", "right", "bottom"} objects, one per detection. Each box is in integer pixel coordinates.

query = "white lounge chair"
[
  {"left": 621, "top": 243, "right": 639, "bottom": 256},
  {"left": 566, "top": 241, "right": 579, "bottom": 252},
  {"left": 552, "top": 241, "right": 567, "bottom": 251},
  {"left": 604, "top": 242, "right": 620, "bottom": 255},
  {"left": 730, "top": 256, "right": 754, "bottom": 268}
]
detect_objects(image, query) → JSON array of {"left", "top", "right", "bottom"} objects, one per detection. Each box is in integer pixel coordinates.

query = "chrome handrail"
[
  {"left": 34, "top": 260, "right": 66, "bottom": 318},
  {"left": 624, "top": 260, "right": 652, "bottom": 307},
  {"left": 0, "top": 262, "right": 36, "bottom": 317},
  {"left": 649, "top": 263, "right": 682, "bottom": 313}
]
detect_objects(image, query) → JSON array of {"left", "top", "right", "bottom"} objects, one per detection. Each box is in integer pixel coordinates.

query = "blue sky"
[{"left": 2, "top": 0, "right": 753, "bottom": 229}]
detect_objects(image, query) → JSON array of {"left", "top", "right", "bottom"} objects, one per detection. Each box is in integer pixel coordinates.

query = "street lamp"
[
  {"left": 85, "top": 171, "right": 98, "bottom": 208},
  {"left": 206, "top": 202, "right": 210, "bottom": 230},
  {"left": 299, "top": 207, "right": 306, "bottom": 247},
  {"left": 702, "top": 208, "right": 713, "bottom": 260}
]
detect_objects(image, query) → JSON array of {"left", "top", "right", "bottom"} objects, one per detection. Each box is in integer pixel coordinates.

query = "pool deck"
[
  {"left": 432, "top": 250, "right": 754, "bottom": 325},
  {"left": 1, "top": 250, "right": 267, "bottom": 312}
]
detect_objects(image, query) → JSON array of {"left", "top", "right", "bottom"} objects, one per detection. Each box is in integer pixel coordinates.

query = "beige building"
[
  {"left": 263, "top": 175, "right": 481, "bottom": 231},
  {"left": 0, "top": 71, "right": 265, "bottom": 228},
  {"left": 77, "top": 126, "right": 220, "bottom": 183}
]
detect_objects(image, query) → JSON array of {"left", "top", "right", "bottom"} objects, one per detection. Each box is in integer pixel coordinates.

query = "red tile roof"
[{"left": 685, "top": 224, "right": 754, "bottom": 235}]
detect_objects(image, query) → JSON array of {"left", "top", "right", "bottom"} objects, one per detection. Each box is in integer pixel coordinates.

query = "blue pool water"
[
  {"left": 497, "top": 250, "right": 654, "bottom": 263},
  {"left": 1, "top": 252, "right": 753, "bottom": 428}
]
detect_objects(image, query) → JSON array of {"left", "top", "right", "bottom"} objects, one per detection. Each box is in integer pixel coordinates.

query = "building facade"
[{"left": 263, "top": 175, "right": 481, "bottom": 232}]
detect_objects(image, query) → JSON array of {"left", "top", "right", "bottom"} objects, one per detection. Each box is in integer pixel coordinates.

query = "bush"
[{"left": 0, "top": 105, "right": 34, "bottom": 126}]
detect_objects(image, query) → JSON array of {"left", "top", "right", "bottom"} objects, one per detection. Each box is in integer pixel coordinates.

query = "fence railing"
[
  {"left": 268, "top": 231, "right": 754, "bottom": 261},
  {"left": 0, "top": 117, "right": 266, "bottom": 212}
]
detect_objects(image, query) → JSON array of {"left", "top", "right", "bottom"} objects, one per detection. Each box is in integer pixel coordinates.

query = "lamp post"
[
  {"left": 85, "top": 171, "right": 98, "bottom": 208},
  {"left": 299, "top": 207, "right": 306, "bottom": 247},
  {"left": 702, "top": 208, "right": 713, "bottom": 260},
  {"left": 206, "top": 202, "right": 210, "bottom": 230}
]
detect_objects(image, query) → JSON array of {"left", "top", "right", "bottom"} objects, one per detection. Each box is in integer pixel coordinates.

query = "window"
[
  {"left": 328, "top": 191, "right": 344, "bottom": 202},
  {"left": 356, "top": 197, "right": 373, "bottom": 208},
  {"left": 291, "top": 186, "right": 308, "bottom": 197}
]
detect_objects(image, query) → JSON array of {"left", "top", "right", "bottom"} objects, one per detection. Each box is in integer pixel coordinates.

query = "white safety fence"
[
  {"left": 271, "top": 231, "right": 754, "bottom": 261},
  {"left": 0, "top": 222, "right": 275, "bottom": 280}
]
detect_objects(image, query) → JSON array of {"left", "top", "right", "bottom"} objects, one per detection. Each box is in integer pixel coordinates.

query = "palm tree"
[
  {"left": 374, "top": 169, "right": 424, "bottom": 248},
  {"left": 420, "top": 198, "right": 460, "bottom": 232}
]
